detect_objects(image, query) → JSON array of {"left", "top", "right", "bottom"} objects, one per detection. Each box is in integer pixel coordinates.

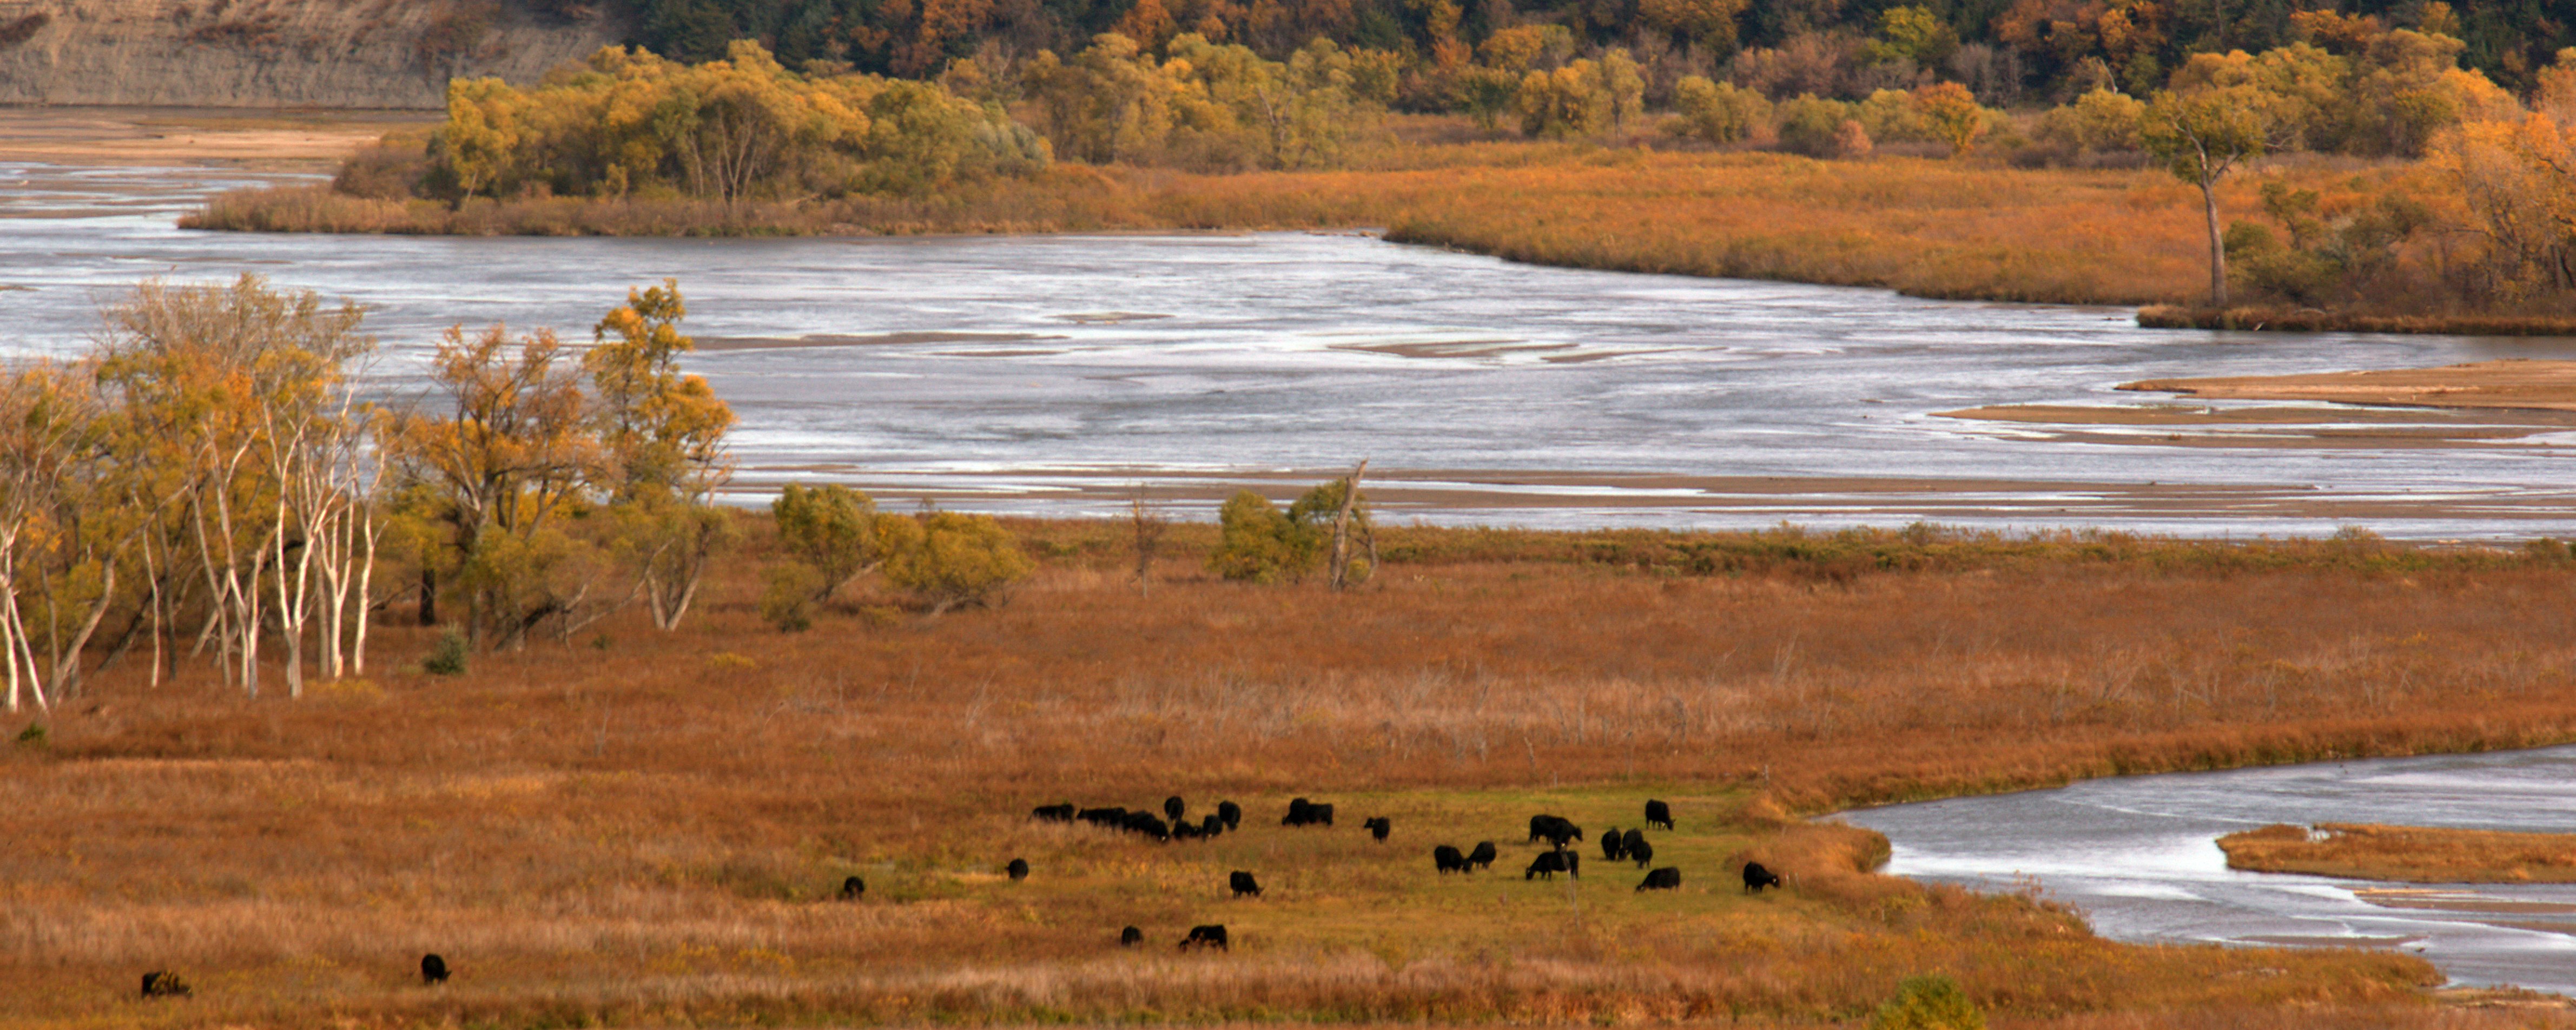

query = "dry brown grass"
[
  {"left": 185, "top": 138, "right": 2427, "bottom": 307},
  {"left": 2221, "top": 823, "right": 2576, "bottom": 883},
  {"left": 9, "top": 520, "right": 2576, "bottom": 1026}
]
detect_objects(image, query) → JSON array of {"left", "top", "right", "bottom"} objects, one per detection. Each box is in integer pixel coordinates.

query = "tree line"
[
  {"left": 605, "top": 0, "right": 2566, "bottom": 104},
  {"left": 0, "top": 276, "right": 1036, "bottom": 714}
]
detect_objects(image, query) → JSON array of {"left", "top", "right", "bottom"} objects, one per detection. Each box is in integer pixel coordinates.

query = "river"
[
  {"left": 4, "top": 161, "right": 2574, "bottom": 535},
  {"left": 1840, "top": 746, "right": 2576, "bottom": 995}
]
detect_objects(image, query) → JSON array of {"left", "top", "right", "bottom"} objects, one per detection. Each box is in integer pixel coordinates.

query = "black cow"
[
  {"left": 1628, "top": 840, "right": 1654, "bottom": 868},
  {"left": 1466, "top": 841, "right": 1497, "bottom": 871},
  {"left": 1120, "top": 811, "right": 1173, "bottom": 841},
  {"left": 1217, "top": 801, "right": 1243, "bottom": 830},
  {"left": 421, "top": 953, "right": 451, "bottom": 985},
  {"left": 1165, "top": 796, "right": 1186, "bottom": 822},
  {"left": 1364, "top": 816, "right": 1391, "bottom": 841},
  {"left": 1173, "top": 820, "right": 1203, "bottom": 841},
  {"left": 1181, "top": 925, "right": 1230, "bottom": 950},
  {"left": 1120, "top": 926, "right": 1145, "bottom": 947},
  {"left": 840, "top": 876, "right": 867, "bottom": 900},
  {"left": 1636, "top": 867, "right": 1681, "bottom": 892},
  {"left": 1033, "top": 803, "right": 1075, "bottom": 822},
  {"left": 1230, "top": 870, "right": 1264, "bottom": 898},
  {"left": 1525, "top": 851, "right": 1568, "bottom": 880},
  {"left": 1433, "top": 844, "right": 1466, "bottom": 873},
  {"left": 140, "top": 971, "right": 190, "bottom": 999},
  {"left": 1564, "top": 851, "right": 1581, "bottom": 879},
  {"left": 1621, "top": 828, "right": 1646, "bottom": 860},
  {"left": 1201, "top": 814, "right": 1225, "bottom": 837},
  {"left": 1644, "top": 800, "right": 1674, "bottom": 830},
  {"left": 1008, "top": 858, "right": 1031, "bottom": 881},
  {"left": 1601, "top": 826, "right": 1625, "bottom": 862},
  {"left": 1283, "top": 798, "right": 1334, "bottom": 827},
  {"left": 1527, "top": 815, "right": 1582, "bottom": 848},
  {"left": 1079, "top": 806, "right": 1128, "bottom": 827},
  {"left": 1742, "top": 861, "right": 1782, "bottom": 893}
]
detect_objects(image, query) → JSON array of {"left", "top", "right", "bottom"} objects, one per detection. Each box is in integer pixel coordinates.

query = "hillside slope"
[{"left": 0, "top": 0, "right": 621, "bottom": 109}]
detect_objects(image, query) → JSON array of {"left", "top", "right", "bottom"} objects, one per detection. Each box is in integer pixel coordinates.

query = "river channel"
[
  {"left": 1840, "top": 745, "right": 2576, "bottom": 995},
  {"left": 4, "top": 161, "right": 2575, "bottom": 534}
]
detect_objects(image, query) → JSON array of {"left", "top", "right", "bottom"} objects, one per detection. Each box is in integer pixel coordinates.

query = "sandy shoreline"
[
  {"left": 2124, "top": 359, "right": 2576, "bottom": 413},
  {"left": 721, "top": 466, "right": 2576, "bottom": 529},
  {"left": 0, "top": 106, "right": 424, "bottom": 170}
]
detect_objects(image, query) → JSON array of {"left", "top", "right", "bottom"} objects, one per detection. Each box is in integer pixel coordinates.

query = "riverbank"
[
  {"left": 2125, "top": 360, "right": 2576, "bottom": 413},
  {"left": 172, "top": 129, "right": 2408, "bottom": 307},
  {"left": 2220, "top": 823, "right": 2576, "bottom": 883},
  {"left": 9, "top": 519, "right": 2576, "bottom": 1026}
]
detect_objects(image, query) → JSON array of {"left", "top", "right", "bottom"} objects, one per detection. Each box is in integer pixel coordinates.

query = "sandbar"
[{"left": 2123, "top": 359, "right": 2576, "bottom": 413}]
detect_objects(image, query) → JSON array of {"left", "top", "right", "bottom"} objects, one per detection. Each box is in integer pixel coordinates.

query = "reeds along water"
[
  {"left": 188, "top": 146, "right": 2400, "bottom": 308},
  {"left": 5, "top": 521, "right": 2573, "bottom": 1025}
]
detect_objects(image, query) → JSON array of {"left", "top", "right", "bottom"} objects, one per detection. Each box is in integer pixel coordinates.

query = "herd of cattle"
[
  {"left": 1023, "top": 795, "right": 1785, "bottom": 950},
  {"left": 136, "top": 796, "right": 1782, "bottom": 996}
]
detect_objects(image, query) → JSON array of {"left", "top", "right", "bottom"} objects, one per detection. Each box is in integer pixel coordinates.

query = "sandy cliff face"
[{"left": 0, "top": 1, "right": 623, "bottom": 109}]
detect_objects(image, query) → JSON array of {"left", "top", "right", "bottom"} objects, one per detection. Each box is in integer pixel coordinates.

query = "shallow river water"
[
  {"left": 4, "top": 162, "right": 2575, "bottom": 534},
  {"left": 1840, "top": 746, "right": 2576, "bottom": 995}
]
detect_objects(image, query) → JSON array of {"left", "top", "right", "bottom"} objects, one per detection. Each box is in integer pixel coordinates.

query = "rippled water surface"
[
  {"left": 1842, "top": 747, "right": 2576, "bottom": 994},
  {"left": 4, "top": 163, "right": 2573, "bottom": 533}
]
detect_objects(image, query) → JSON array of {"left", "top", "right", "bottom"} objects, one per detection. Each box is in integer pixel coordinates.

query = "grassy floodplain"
[
  {"left": 2221, "top": 823, "right": 2576, "bottom": 884},
  {"left": 186, "top": 133, "right": 2424, "bottom": 308},
  {"left": 11, "top": 521, "right": 2576, "bottom": 1027}
]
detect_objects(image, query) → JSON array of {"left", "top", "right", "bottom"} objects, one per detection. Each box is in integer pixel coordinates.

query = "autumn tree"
[
  {"left": 771, "top": 483, "right": 882, "bottom": 601},
  {"left": 1671, "top": 76, "right": 1770, "bottom": 144},
  {"left": 1911, "top": 82, "right": 1987, "bottom": 155},
  {"left": 587, "top": 280, "right": 736, "bottom": 631},
  {"left": 878, "top": 510, "right": 1032, "bottom": 613},
  {"left": 2143, "top": 85, "right": 2273, "bottom": 305}
]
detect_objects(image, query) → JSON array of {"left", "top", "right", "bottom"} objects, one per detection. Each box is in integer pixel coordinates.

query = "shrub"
[
  {"left": 1870, "top": 974, "right": 1984, "bottom": 1030},
  {"left": 1774, "top": 95, "right": 1857, "bottom": 156},
  {"left": 14, "top": 723, "right": 45, "bottom": 749},
  {"left": 1831, "top": 118, "right": 1875, "bottom": 159},
  {"left": 333, "top": 136, "right": 432, "bottom": 200},
  {"left": 879, "top": 511, "right": 1033, "bottom": 613},
  {"left": 760, "top": 562, "right": 825, "bottom": 631},
  {"left": 1671, "top": 76, "right": 1772, "bottom": 144},
  {"left": 1208, "top": 490, "right": 1313, "bottom": 582},
  {"left": 423, "top": 627, "right": 470, "bottom": 676},
  {"left": 772, "top": 483, "right": 879, "bottom": 600}
]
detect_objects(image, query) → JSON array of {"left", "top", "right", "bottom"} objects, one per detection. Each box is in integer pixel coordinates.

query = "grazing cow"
[
  {"left": 1644, "top": 800, "right": 1674, "bottom": 830},
  {"left": 1201, "top": 814, "right": 1225, "bottom": 837},
  {"left": 1601, "top": 826, "right": 1626, "bottom": 862},
  {"left": 1120, "top": 926, "right": 1145, "bottom": 947},
  {"left": 1563, "top": 851, "right": 1581, "bottom": 879},
  {"left": 1008, "top": 858, "right": 1031, "bottom": 881},
  {"left": 1230, "top": 870, "right": 1264, "bottom": 898},
  {"left": 1433, "top": 844, "right": 1466, "bottom": 873},
  {"left": 1621, "top": 828, "right": 1646, "bottom": 859},
  {"left": 421, "top": 953, "right": 451, "bottom": 985},
  {"left": 1173, "top": 820, "right": 1203, "bottom": 841},
  {"left": 840, "top": 876, "right": 867, "bottom": 900},
  {"left": 1527, "top": 815, "right": 1582, "bottom": 848},
  {"left": 1525, "top": 851, "right": 1568, "bottom": 880},
  {"left": 1079, "top": 806, "right": 1128, "bottom": 827},
  {"left": 1628, "top": 840, "right": 1654, "bottom": 868},
  {"left": 1120, "top": 811, "right": 1173, "bottom": 841},
  {"left": 1033, "top": 803, "right": 1076, "bottom": 822},
  {"left": 140, "top": 971, "right": 190, "bottom": 999},
  {"left": 1742, "top": 861, "right": 1782, "bottom": 893},
  {"left": 1636, "top": 867, "right": 1681, "bottom": 892},
  {"left": 1283, "top": 798, "right": 1335, "bottom": 827},
  {"left": 1181, "top": 925, "right": 1230, "bottom": 951},
  {"left": 1217, "top": 801, "right": 1243, "bottom": 830},
  {"left": 1466, "top": 841, "right": 1497, "bottom": 871},
  {"left": 1364, "top": 816, "right": 1391, "bottom": 841},
  {"left": 1165, "top": 796, "right": 1186, "bottom": 822}
]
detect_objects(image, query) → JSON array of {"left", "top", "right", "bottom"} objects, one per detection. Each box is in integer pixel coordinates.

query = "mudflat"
[{"left": 2123, "top": 359, "right": 2576, "bottom": 413}]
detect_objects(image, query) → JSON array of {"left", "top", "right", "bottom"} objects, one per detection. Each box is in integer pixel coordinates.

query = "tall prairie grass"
[{"left": 7, "top": 520, "right": 2573, "bottom": 1026}]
